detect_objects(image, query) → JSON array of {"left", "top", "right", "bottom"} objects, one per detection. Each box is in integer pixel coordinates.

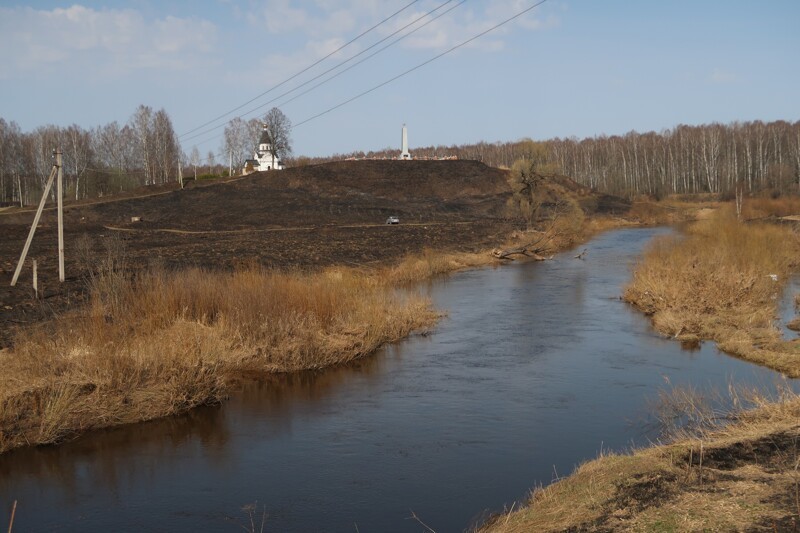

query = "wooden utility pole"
[
  {"left": 10, "top": 148, "right": 66, "bottom": 287},
  {"left": 10, "top": 164, "right": 57, "bottom": 286},
  {"left": 56, "top": 148, "right": 65, "bottom": 282}
]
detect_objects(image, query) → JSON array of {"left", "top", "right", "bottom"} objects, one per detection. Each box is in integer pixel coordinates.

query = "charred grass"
[
  {"left": 623, "top": 206, "right": 800, "bottom": 376},
  {"left": 0, "top": 186, "right": 597, "bottom": 454},
  {"left": 0, "top": 262, "right": 438, "bottom": 453}
]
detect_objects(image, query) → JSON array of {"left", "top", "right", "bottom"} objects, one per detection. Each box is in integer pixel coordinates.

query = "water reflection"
[{"left": 0, "top": 405, "right": 229, "bottom": 496}]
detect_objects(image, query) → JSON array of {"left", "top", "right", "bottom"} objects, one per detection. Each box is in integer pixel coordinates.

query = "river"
[{"left": 0, "top": 227, "right": 793, "bottom": 532}]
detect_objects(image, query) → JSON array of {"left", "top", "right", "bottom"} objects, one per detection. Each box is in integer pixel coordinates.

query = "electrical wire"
[
  {"left": 275, "top": 0, "right": 466, "bottom": 110},
  {"left": 192, "top": 0, "right": 548, "bottom": 161},
  {"left": 180, "top": 0, "right": 458, "bottom": 145},
  {"left": 293, "top": 0, "right": 549, "bottom": 130},
  {"left": 179, "top": 0, "right": 420, "bottom": 139}
]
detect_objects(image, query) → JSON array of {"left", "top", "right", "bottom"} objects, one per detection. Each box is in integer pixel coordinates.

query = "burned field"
[{"left": 0, "top": 160, "right": 519, "bottom": 346}]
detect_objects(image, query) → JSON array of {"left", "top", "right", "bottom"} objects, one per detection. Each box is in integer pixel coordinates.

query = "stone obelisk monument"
[{"left": 399, "top": 124, "right": 411, "bottom": 160}]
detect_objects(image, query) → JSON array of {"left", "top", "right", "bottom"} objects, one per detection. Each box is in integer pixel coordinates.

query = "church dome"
[{"left": 259, "top": 126, "right": 272, "bottom": 146}]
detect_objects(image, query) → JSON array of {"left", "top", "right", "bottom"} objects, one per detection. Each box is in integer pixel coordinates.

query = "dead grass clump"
[
  {"left": 624, "top": 198, "right": 720, "bottom": 226},
  {"left": 0, "top": 264, "right": 437, "bottom": 453},
  {"left": 380, "top": 248, "right": 492, "bottom": 285},
  {"left": 743, "top": 195, "right": 800, "bottom": 219},
  {"left": 626, "top": 200, "right": 677, "bottom": 225},
  {"left": 624, "top": 206, "right": 800, "bottom": 376}
]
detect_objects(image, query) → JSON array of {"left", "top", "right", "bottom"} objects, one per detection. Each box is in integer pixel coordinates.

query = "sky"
[{"left": 1, "top": 0, "right": 798, "bottom": 159}]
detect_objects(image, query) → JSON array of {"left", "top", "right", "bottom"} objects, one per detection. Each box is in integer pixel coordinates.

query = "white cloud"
[
  {"left": 246, "top": 0, "right": 556, "bottom": 55},
  {"left": 229, "top": 0, "right": 558, "bottom": 105},
  {"left": 377, "top": 0, "right": 557, "bottom": 52},
  {"left": 0, "top": 5, "right": 219, "bottom": 80},
  {"left": 247, "top": 0, "right": 356, "bottom": 37}
]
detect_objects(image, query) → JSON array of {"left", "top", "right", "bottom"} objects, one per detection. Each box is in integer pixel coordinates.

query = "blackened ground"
[
  {"left": 0, "top": 161, "right": 520, "bottom": 347},
  {"left": 0, "top": 160, "right": 621, "bottom": 348}
]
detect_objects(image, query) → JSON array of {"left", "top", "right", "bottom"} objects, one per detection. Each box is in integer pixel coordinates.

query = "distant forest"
[
  {"left": 296, "top": 120, "right": 800, "bottom": 198},
  {"left": 0, "top": 108, "right": 286, "bottom": 207},
  {"left": 0, "top": 105, "right": 185, "bottom": 207},
  {"left": 2, "top": 116, "right": 799, "bottom": 206}
]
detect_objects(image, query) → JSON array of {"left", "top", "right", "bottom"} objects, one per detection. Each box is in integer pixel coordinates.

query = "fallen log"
[{"left": 491, "top": 247, "right": 551, "bottom": 261}]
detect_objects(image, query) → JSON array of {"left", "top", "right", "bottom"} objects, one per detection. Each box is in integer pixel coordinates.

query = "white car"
[{"left": 386, "top": 216, "right": 400, "bottom": 225}]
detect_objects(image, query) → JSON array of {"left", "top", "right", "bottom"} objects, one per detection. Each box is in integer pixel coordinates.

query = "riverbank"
[
  {"left": 480, "top": 390, "right": 800, "bottom": 532},
  {"left": 0, "top": 264, "right": 440, "bottom": 454},
  {"left": 624, "top": 207, "right": 800, "bottom": 376},
  {"left": 481, "top": 203, "right": 800, "bottom": 531},
  {"left": 0, "top": 193, "right": 714, "bottom": 455}
]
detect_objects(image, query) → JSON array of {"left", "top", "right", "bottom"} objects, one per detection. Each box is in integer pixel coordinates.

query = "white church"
[{"left": 243, "top": 125, "right": 284, "bottom": 173}]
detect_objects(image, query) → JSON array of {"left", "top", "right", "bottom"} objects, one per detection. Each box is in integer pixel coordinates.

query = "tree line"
[
  {"left": 4, "top": 114, "right": 797, "bottom": 205},
  {"left": 0, "top": 105, "right": 184, "bottom": 206},
  {"left": 0, "top": 106, "right": 293, "bottom": 206},
  {"left": 296, "top": 119, "right": 800, "bottom": 197}
]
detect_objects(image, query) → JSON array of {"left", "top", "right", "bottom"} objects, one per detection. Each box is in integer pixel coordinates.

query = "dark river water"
[{"left": 1, "top": 227, "right": 794, "bottom": 532}]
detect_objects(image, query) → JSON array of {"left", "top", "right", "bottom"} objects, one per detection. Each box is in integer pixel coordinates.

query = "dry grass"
[
  {"left": 743, "top": 195, "right": 800, "bottom": 219},
  {"left": 0, "top": 192, "right": 601, "bottom": 454},
  {"left": 624, "top": 206, "right": 800, "bottom": 376},
  {"left": 623, "top": 198, "right": 720, "bottom": 226},
  {"left": 379, "top": 248, "right": 494, "bottom": 285},
  {"left": 479, "top": 202, "right": 800, "bottom": 532},
  {"left": 480, "top": 390, "right": 800, "bottom": 532},
  {"left": 0, "top": 263, "right": 438, "bottom": 453}
]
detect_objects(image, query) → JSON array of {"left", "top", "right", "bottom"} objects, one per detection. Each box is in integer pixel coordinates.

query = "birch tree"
[
  {"left": 190, "top": 146, "right": 201, "bottom": 180},
  {"left": 223, "top": 117, "right": 251, "bottom": 172}
]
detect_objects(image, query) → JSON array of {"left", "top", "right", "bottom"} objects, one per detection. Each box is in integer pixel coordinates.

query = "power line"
[
  {"left": 180, "top": 0, "right": 458, "bottom": 145},
  {"left": 293, "top": 0, "right": 550, "bottom": 130},
  {"left": 192, "top": 0, "right": 549, "bottom": 161},
  {"left": 178, "top": 0, "right": 420, "bottom": 139},
  {"left": 276, "top": 0, "right": 466, "bottom": 110}
]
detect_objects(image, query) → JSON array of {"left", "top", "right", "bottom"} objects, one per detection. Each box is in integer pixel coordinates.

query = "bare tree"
[
  {"left": 247, "top": 118, "right": 262, "bottom": 152},
  {"left": 130, "top": 105, "right": 155, "bottom": 184},
  {"left": 223, "top": 117, "right": 251, "bottom": 173},
  {"left": 64, "top": 124, "right": 92, "bottom": 200},
  {"left": 206, "top": 150, "right": 217, "bottom": 174},
  {"left": 152, "top": 108, "right": 179, "bottom": 184},
  {"left": 190, "top": 146, "right": 201, "bottom": 180},
  {"left": 29, "top": 125, "right": 61, "bottom": 201},
  {"left": 507, "top": 157, "right": 546, "bottom": 227},
  {"left": 263, "top": 107, "right": 292, "bottom": 164},
  {"left": 0, "top": 119, "right": 23, "bottom": 204}
]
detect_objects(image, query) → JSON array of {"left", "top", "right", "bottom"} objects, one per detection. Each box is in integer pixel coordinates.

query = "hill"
[
  {"left": 0, "top": 159, "right": 629, "bottom": 347},
  {"left": 0, "top": 160, "right": 519, "bottom": 343}
]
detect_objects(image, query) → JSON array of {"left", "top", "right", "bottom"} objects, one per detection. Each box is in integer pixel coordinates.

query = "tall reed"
[{"left": 0, "top": 264, "right": 437, "bottom": 453}]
